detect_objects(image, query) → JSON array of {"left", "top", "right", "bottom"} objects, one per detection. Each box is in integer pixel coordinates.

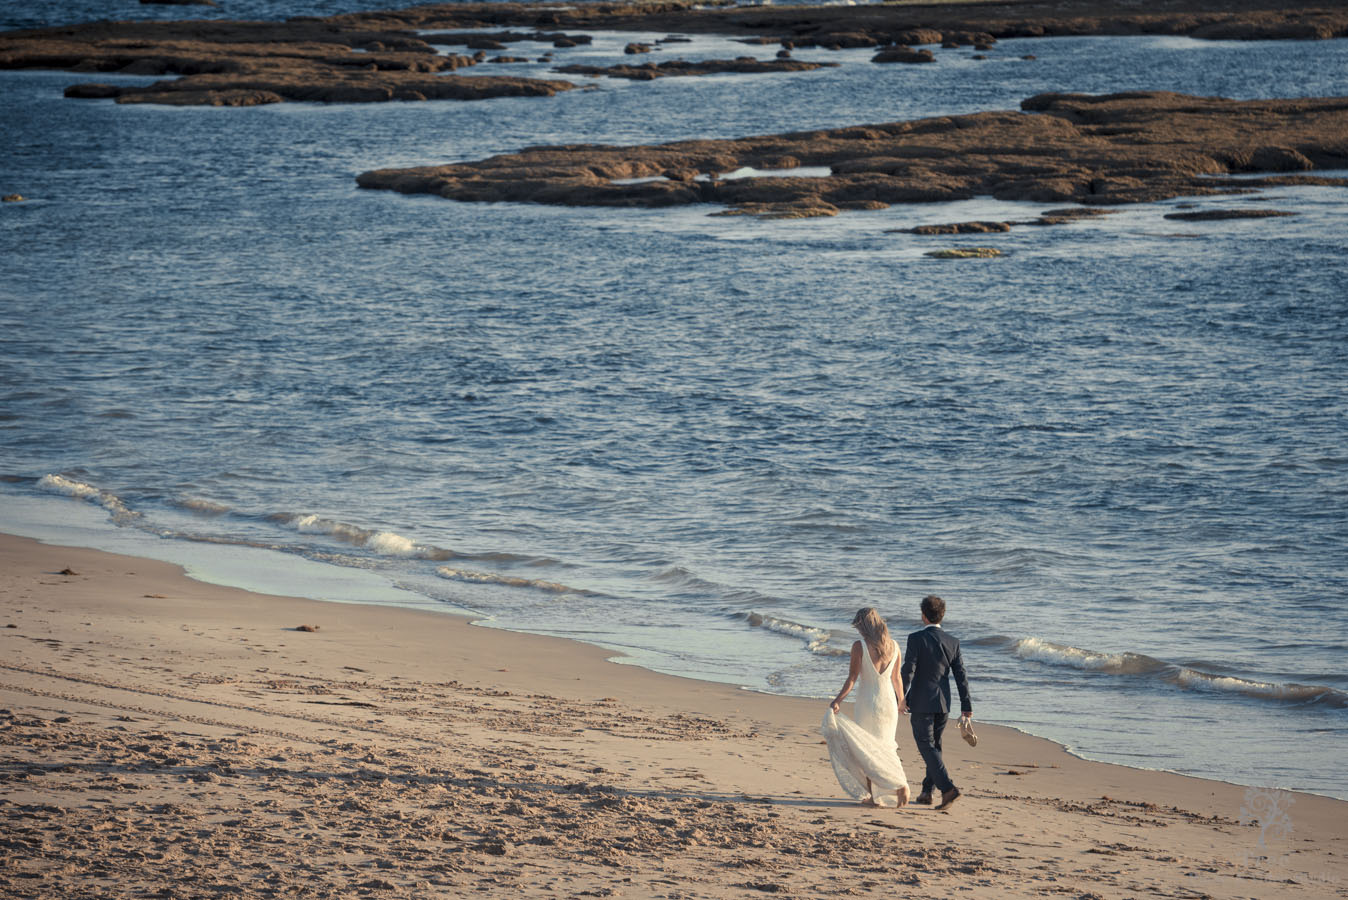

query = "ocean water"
[{"left": 2, "top": 26, "right": 1346, "bottom": 800}]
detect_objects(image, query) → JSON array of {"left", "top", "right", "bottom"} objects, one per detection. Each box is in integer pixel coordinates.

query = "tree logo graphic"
[{"left": 1238, "top": 786, "right": 1294, "bottom": 868}]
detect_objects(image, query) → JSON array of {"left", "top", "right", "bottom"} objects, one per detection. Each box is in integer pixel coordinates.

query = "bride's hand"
[
  {"left": 896, "top": 699, "right": 908, "bottom": 715},
  {"left": 829, "top": 700, "right": 840, "bottom": 713}
]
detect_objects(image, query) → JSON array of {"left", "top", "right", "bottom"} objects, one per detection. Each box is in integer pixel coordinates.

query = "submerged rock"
[
  {"left": 711, "top": 202, "right": 840, "bottom": 219},
  {"left": 1162, "top": 209, "right": 1299, "bottom": 221},
  {"left": 555, "top": 57, "right": 836, "bottom": 80},
  {"left": 925, "top": 247, "right": 1003, "bottom": 258},
  {"left": 902, "top": 221, "right": 1012, "bottom": 234},
  {"left": 872, "top": 46, "right": 935, "bottom": 64}
]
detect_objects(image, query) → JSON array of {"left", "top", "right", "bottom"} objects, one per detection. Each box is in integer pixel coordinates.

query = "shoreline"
[
  {"left": 4, "top": 531, "right": 1346, "bottom": 897},
  {"left": 5, "top": 521, "right": 1346, "bottom": 800},
  {"left": 6, "top": 505, "right": 1342, "bottom": 802}
]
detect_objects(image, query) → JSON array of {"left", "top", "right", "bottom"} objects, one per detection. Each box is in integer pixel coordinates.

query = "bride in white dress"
[{"left": 821, "top": 607, "right": 910, "bottom": 807}]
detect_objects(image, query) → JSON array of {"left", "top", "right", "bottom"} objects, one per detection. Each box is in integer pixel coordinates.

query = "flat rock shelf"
[{"left": 356, "top": 91, "right": 1348, "bottom": 218}]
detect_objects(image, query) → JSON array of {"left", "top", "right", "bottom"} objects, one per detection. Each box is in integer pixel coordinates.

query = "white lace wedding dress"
[{"left": 821, "top": 650, "right": 910, "bottom": 807}]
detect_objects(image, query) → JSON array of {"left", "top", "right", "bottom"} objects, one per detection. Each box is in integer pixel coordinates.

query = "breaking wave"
[
  {"left": 436, "top": 566, "right": 594, "bottom": 595},
  {"left": 37, "top": 474, "right": 139, "bottom": 524},
  {"left": 1003, "top": 636, "right": 1348, "bottom": 710},
  {"left": 739, "top": 611, "right": 850, "bottom": 657},
  {"left": 1011, "top": 636, "right": 1169, "bottom": 675},
  {"left": 282, "top": 513, "right": 431, "bottom": 559},
  {"left": 171, "top": 497, "right": 231, "bottom": 516}
]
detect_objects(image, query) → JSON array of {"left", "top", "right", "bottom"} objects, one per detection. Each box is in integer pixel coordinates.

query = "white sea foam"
[
  {"left": 1009, "top": 637, "right": 1348, "bottom": 709},
  {"left": 745, "top": 611, "right": 849, "bottom": 656},
  {"left": 287, "top": 513, "right": 423, "bottom": 558},
  {"left": 1011, "top": 637, "right": 1163, "bottom": 675},
  {"left": 1174, "top": 668, "right": 1348, "bottom": 709},
  {"left": 611, "top": 175, "right": 671, "bottom": 186},
  {"left": 437, "top": 566, "right": 576, "bottom": 593},
  {"left": 293, "top": 513, "right": 365, "bottom": 543},
  {"left": 696, "top": 166, "right": 832, "bottom": 182},
  {"left": 37, "top": 474, "right": 139, "bottom": 523},
  {"left": 368, "top": 531, "right": 417, "bottom": 557},
  {"left": 38, "top": 474, "right": 100, "bottom": 500},
  {"left": 174, "top": 497, "right": 231, "bottom": 516}
]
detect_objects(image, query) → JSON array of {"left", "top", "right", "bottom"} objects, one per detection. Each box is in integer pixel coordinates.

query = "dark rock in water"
[
  {"left": 1242, "top": 146, "right": 1315, "bottom": 172},
  {"left": 624, "top": 42, "right": 653, "bottom": 54},
  {"left": 925, "top": 247, "right": 1003, "bottom": 258},
  {"left": 421, "top": 30, "right": 592, "bottom": 47},
  {"left": 816, "top": 31, "right": 879, "bottom": 49},
  {"left": 1163, "top": 209, "right": 1299, "bottom": 221},
  {"left": 873, "top": 46, "right": 935, "bottom": 64},
  {"left": 555, "top": 57, "right": 836, "bottom": 80},
  {"left": 776, "top": 49, "right": 791, "bottom": 59},
  {"left": 356, "top": 92, "right": 1348, "bottom": 220},
  {"left": 1038, "top": 207, "right": 1114, "bottom": 219},
  {"left": 893, "top": 29, "right": 943, "bottom": 46},
  {"left": 710, "top": 201, "right": 840, "bottom": 219},
  {"left": 64, "top": 83, "right": 121, "bottom": 99},
  {"left": 4, "top": 20, "right": 574, "bottom": 106},
  {"left": 1021, "top": 207, "right": 1119, "bottom": 225},
  {"left": 903, "top": 221, "right": 1012, "bottom": 234},
  {"left": 489, "top": 56, "right": 529, "bottom": 63},
  {"left": 2, "top": 194, "right": 24, "bottom": 202},
  {"left": 1190, "top": 21, "right": 1335, "bottom": 40}
]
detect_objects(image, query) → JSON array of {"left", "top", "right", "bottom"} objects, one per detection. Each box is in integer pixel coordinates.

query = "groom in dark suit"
[{"left": 899, "top": 594, "right": 972, "bottom": 811}]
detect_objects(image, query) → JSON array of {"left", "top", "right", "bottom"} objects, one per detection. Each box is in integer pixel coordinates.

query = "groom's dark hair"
[{"left": 921, "top": 595, "right": 946, "bottom": 624}]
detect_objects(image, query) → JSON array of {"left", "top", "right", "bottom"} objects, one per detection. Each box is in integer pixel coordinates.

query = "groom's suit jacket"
[{"left": 901, "top": 624, "right": 972, "bottom": 715}]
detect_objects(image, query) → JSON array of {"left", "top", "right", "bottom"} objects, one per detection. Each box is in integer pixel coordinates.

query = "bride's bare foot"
[
  {"left": 860, "top": 797, "right": 880, "bottom": 808},
  {"left": 896, "top": 786, "right": 910, "bottom": 808}
]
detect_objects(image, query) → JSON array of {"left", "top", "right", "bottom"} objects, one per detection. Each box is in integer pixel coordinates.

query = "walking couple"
[{"left": 821, "top": 595, "right": 973, "bottom": 810}]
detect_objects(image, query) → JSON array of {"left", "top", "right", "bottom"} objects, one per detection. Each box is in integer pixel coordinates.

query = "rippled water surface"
[{"left": 2, "top": 27, "right": 1346, "bottom": 797}]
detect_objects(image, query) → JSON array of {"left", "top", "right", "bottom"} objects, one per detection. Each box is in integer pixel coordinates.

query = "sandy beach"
[{"left": 2, "top": 532, "right": 1344, "bottom": 899}]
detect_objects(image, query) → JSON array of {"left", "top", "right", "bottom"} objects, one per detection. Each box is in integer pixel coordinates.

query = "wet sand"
[{"left": 2, "top": 532, "right": 1345, "bottom": 898}]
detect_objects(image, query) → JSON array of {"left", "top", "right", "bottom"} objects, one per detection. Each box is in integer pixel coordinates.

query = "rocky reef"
[
  {"left": 337, "top": 0, "right": 1348, "bottom": 47},
  {"left": 554, "top": 57, "right": 837, "bottom": 80},
  {"left": 0, "top": 20, "right": 575, "bottom": 105},
  {"left": 5, "top": 0, "right": 1346, "bottom": 105},
  {"left": 356, "top": 92, "right": 1348, "bottom": 217}
]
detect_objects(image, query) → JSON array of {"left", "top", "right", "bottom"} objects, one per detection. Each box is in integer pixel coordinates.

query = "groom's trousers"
[{"left": 910, "top": 712, "right": 955, "bottom": 794}]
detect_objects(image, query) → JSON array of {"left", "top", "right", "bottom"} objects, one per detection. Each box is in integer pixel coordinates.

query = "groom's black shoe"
[
  {"left": 936, "top": 787, "right": 961, "bottom": 811},
  {"left": 913, "top": 791, "right": 933, "bottom": 805}
]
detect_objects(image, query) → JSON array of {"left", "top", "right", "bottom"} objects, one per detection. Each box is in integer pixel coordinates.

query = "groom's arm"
[
  {"left": 899, "top": 633, "right": 916, "bottom": 700},
  {"left": 951, "top": 640, "right": 972, "bottom": 715}
]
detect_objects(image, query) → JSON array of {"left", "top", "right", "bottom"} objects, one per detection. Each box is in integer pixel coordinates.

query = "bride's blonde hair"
[{"left": 852, "top": 607, "right": 894, "bottom": 664}]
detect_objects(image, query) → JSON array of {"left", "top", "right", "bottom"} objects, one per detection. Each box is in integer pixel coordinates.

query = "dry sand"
[{"left": 2, "top": 532, "right": 1344, "bottom": 898}]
